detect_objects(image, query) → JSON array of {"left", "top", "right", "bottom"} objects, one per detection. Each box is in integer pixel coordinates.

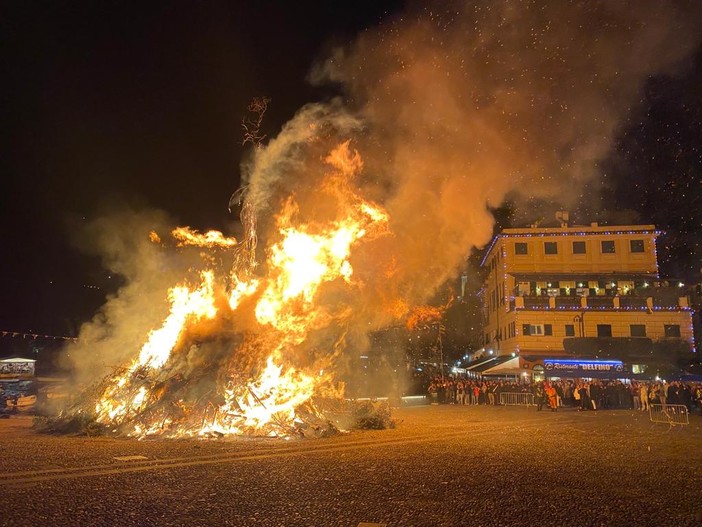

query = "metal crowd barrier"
[
  {"left": 649, "top": 404, "right": 689, "bottom": 428},
  {"left": 499, "top": 392, "right": 535, "bottom": 406}
]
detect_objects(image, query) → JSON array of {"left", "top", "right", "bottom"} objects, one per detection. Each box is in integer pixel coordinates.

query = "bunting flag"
[{"left": 0, "top": 330, "right": 78, "bottom": 341}]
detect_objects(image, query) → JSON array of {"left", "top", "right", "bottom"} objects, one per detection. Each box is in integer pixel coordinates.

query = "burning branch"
[
  {"left": 241, "top": 96, "right": 270, "bottom": 148},
  {"left": 228, "top": 186, "right": 258, "bottom": 280}
]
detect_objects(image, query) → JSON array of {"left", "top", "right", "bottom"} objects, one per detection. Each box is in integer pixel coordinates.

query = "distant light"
[
  {"left": 512, "top": 352, "right": 516, "bottom": 357},
  {"left": 360, "top": 355, "right": 369, "bottom": 359},
  {"left": 643, "top": 282, "right": 649, "bottom": 287},
  {"left": 678, "top": 282, "right": 684, "bottom": 288},
  {"left": 488, "top": 349, "right": 493, "bottom": 355}
]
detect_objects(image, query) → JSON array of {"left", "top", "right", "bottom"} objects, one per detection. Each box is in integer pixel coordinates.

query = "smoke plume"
[
  {"left": 246, "top": 0, "right": 702, "bottom": 321},
  {"left": 65, "top": 1, "right": 702, "bottom": 392},
  {"left": 62, "top": 208, "right": 215, "bottom": 385}
]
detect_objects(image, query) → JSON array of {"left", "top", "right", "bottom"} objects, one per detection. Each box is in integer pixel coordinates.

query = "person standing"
[
  {"left": 580, "top": 383, "right": 591, "bottom": 411},
  {"left": 546, "top": 383, "right": 558, "bottom": 411},
  {"left": 535, "top": 382, "right": 546, "bottom": 411},
  {"left": 632, "top": 383, "right": 640, "bottom": 410},
  {"left": 589, "top": 382, "right": 600, "bottom": 410},
  {"left": 667, "top": 382, "right": 679, "bottom": 405},
  {"left": 488, "top": 383, "right": 496, "bottom": 406},
  {"left": 639, "top": 383, "right": 649, "bottom": 411},
  {"left": 555, "top": 382, "right": 564, "bottom": 408},
  {"left": 679, "top": 383, "right": 692, "bottom": 411},
  {"left": 456, "top": 381, "right": 465, "bottom": 405}
]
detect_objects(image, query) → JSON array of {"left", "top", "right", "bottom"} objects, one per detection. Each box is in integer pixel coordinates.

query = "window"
[
  {"left": 515, "top": 242, "right": 528, "bottom": 255},
  {"left": 523, "top": 324, "right": 545, "bottom": 336},
  {"left": 601, "top": 240, "right": 615, "bottom": 254},
  {"left": 544, "top": 324, "right": 553, "bottom": 336},
  {"left": 544, "top": 242, "right": 558, "bottom": 255},
  {"left": 630, "top": 324, "right": 646, "bottom": 337},
  {"left": 597, "top": 324, "right": 612, "bottom": 337},
  {"left": 664, "top": 324, "right": 681, "bottom": 338},
  {"left": 565, "top": 324, "right": 575, "bottom": 337},
  {"left": 572, "top": 241, "right": 586, "bottom": 254},
  {"left": 630, "top": 239, "right": 645, "bottom": 253}
]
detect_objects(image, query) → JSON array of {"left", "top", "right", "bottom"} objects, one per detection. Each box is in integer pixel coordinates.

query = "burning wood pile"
[{"left": 38, "top": 142, "right": 397, "bottom": 439}]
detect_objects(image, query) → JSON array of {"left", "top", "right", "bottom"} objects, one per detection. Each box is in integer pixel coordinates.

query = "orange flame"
[
  {"left": 172, "top": 227, "right": 238, "bottom": 248},
  {"left": 94, "top": 271, "right": 217, "bottom": 424},
  {"left": 92, "top": 141, "right": 391, "bottom": 438},
  {"left": 405, "top": 305, "right": 443, "bottom": 330}
]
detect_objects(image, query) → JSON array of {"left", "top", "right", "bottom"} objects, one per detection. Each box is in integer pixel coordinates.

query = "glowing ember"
[
  {"left": 171, "top": 227, "right": 238, "bottom": 248},
  {"left": 201, "top": 356, "right": 317, "bottom": 437}
]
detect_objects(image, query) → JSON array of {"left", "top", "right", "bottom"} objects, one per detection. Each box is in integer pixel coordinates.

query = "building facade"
[{"left": 480, "top": 222, "right": 695, "bottom": 362}]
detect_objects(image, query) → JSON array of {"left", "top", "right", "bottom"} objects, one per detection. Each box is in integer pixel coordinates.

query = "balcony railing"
[{"left": 510, "top": 292, "right": 689, "bottom": 311}]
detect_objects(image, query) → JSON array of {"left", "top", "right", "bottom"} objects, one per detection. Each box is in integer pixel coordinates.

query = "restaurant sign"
[{"left": 543, "top": 359, "right": 626, "bottom": 377}]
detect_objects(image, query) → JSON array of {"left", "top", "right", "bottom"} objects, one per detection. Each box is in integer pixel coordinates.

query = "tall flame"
[
  {"left": 94, "top": 271, "right": 217, "bottom": 425},
  {"left": 90, "top": 142, "right": 391, "bottom": 438}
]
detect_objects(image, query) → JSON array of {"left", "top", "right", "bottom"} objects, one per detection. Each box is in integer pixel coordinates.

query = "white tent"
[{"left": 0, "top": 357, "right": 36, "bottom": 377}]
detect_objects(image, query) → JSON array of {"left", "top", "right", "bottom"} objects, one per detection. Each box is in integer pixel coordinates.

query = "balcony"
[{"left": 510, "top": 287, "right": 689, "bottom": 311}]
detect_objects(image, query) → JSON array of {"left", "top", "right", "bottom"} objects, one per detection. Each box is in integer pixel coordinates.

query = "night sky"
[{"left": 2, "top": 1, "right": 701, "bottom": 345}]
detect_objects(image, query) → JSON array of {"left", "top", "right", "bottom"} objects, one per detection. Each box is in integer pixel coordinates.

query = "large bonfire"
[{"left": 50, "top": 141, "right": 395, "bottom": 439}]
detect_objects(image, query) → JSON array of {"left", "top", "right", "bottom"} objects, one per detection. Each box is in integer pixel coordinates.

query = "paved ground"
[{"left": 1, "top": 405, "right": 701, "bottom": 527}]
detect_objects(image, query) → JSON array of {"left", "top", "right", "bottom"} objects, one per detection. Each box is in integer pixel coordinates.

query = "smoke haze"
[
  {"left": 247, "top": 0, "right": 702, "bottom": 320},
  {"left": 66, "top": 1, "right": 702, "bottom": 389}
]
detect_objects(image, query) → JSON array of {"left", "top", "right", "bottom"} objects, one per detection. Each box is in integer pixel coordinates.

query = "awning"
[
  {"left": 481, "top": 357, "right": 522, "bottom": 376},
  {"left": 464, "top": 357, "right": 500, "bottom": 371},
  {"left": 0, "top": 357, "right": 36, "bottom": 363}
]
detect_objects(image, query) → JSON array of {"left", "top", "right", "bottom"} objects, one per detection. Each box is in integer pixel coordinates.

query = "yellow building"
[{"left": 481, "top": 222, "right": 695, "bottom": 360}]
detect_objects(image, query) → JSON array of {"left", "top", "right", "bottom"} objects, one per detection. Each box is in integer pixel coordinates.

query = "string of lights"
[
  {"left": 515, "top": 306, "right": 694, "bottom": 312},
  {"left": 0, "top": 330, "right": 78, "bottom": 341}
]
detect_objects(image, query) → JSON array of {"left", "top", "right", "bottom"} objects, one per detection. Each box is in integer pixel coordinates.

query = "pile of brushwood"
[
  {"left": 33, "top": 376, "right": 395, "bottom": 438},
  {"left": 351, "top": 399, "right": 396, "bottom": 430}
]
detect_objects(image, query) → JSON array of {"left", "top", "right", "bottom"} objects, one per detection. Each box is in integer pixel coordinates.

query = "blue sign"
[{"left": 543, "top": 359, "right": 627, "bottom": 378}]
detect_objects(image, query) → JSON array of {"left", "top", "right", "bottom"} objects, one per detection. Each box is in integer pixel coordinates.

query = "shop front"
[{"left": 523, "top": 357, "right": 630, "bottom": 380}]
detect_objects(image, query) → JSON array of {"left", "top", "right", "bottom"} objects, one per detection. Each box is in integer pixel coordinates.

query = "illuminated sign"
[{"left": 543, "top": 359, "right": 626, "bottom": 376}]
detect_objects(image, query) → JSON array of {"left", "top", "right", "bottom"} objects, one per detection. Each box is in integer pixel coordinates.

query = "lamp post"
[{"left": 437, "top": 323, "right": 446, "bottom": 380}]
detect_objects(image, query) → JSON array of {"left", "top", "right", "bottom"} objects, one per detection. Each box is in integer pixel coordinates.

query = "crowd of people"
[{"left": 426, "top": 376, "right": 702, "bottom": 413}]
